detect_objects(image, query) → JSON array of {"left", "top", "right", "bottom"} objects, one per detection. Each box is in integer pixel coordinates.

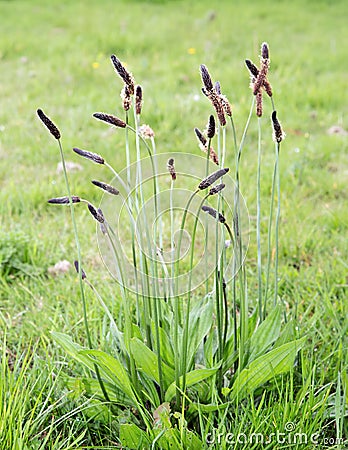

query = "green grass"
[{"left": 0, "top": 0, "right": 347, "bottom": 448}]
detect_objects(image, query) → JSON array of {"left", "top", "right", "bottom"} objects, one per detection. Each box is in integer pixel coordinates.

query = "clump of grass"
[
  {"left": 0, "top": 336, "right": 89, "bottom": 449},
  {"left": 0, "top": 228, "right": 44, "bottom": 280},
  {"left": 36, "top": 43, "right": 311, "bottom": 448}
]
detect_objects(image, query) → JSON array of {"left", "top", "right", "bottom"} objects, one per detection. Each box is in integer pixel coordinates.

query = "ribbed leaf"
[
  {"left": 64, "top": 376, "right": 134, "bottom": 406},
  {"left": 248, "top": 304, "right": 282, "bottom": 363},
  {"left": 165, "top": 366, "right": 220, "bottom": 402},
  {"left": 96, "top": 296, "right": 127, "bottom": 354},
  {"left": 120, "top": 423, "right": 151, "bottom": 449},
  {"left": 157, "top": 428, "right": 203, "bottom": 450},
  {"left": 274, "top": 319, "right": 296, "bottom": 348},
  {"left": 203, "top": 326, "right": 215, "bottom": 368},
  {"left": 52, "top": 332, "right": 138, "bottom": 404},
  {"left": 130, "top": 338, "right": 175, "bottom": 388},
  {"left": 51, "top": 332, "right": 96, "bottom": 371},
  {"left": 151, "top": 321, "right": 175, "bottom": 368},
  {"left": 79, "top": 349, "right": 136, "bottom": 402},
  {"left": 222, "top": 336, "right": 238, "bottom": 373},
  {"left": 230, "top": 337, "right": 305, "bottom": 400},
  {"left": 187, "top": 298, "right": 214, "bottom": 367}
]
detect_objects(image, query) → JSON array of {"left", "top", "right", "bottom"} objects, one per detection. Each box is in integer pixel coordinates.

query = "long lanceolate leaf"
[
  {"left": 79, "top": 349, "right": 137, "bottom": 402},
  {"left": 187, "top": 299, "right": 214, "bottom": 370},
  {"left": 52, "top": 332, "right": 136, "bottom": 404},
  {"left": 165, "top": 366, "right": 221, "bottom": 403},
  {"left": 247, "top": 303, "right": 282, "bottom": 364},
  {"left": 119, "top": 424, "right": 151, "bottom": 449},
  {"left": 230, "top": 337, "right": 305, "bottom": 400},
  {"left": 130, "top": 338, "right": 175, "bottom": 390}
]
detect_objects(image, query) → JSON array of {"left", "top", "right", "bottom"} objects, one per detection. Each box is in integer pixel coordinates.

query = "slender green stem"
[
  {"left": 149, "top": 137, "right": 165, "bottom": 397},
  {"left": 58, "top": 141, "right": 89, "bottom": 345},
  {"left": 57, "top": 140, "right": 110, "bottom": 403},
  {"left": 133, "top": 110, "right": 163, "bottom": 395},
  {"left": 132, "top": 111, "right": 152, "bottom": 338},
  {"left": 264, "top": 158, "right": 277, "bottom": 317},
  {"left": 125, "top": 111, "right": 131, "bottom": 188},
  {"left": 206, "top": 138, "right": 211, "bottom": 176},
  {"left": 221, "top": 126, "right": 226, "bottom": 168},
  {"left": 104, "top": 230, "right": 130, "bottom": 335},
  {"left": 270, "top": 96, "right": 275, "bottom": 111},
  {"left": 215, "top": 218, "right": 222, "bottom": 360},
  {"left": 219, "top": 128, "right": 227, "bottom": 381},
  {"left": 173, "top": 188, "right": 199, "bottom": 405},
  {"left": 233, "top": 97, "right": 254, "bottom": 371},
  {"left": 205, "top": 138, "right": 211, "bottom": 295},
  {"left": 174, "top": 189, "right": 200, "bottom": 295},
  {"left": 274, "top": 142, "right": 281, "bottom": 305},
  {"left": 217, "top": 122, "right": 221, "bottom": 164},
  {"left": 182, "top": 193, "right": 209, "bottom": 393},
  {"left": 257, "top": 118, "right": 263, "bottom": 321},
  {"left": 151, "top": 136, "right": 163, "bottom": 252},
  {"left": 216, "top": 253, "right": 225, "bottom": 393},
  {"left": 230, "top": 116, "right": 238, "bottom": 154},
  {"left": 170, "top": 179, "right": 175, "bottom": 303},
  {"left": 221, "top": 269, "right": 228, "bottom": 353},
  {"left": 228, "top": 115, "right": 239, "bottom": 372}
]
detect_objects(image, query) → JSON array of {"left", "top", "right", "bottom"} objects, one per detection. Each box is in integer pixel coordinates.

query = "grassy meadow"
[{"left": 0, "top": 0, "right": 347, "bottom": 448}]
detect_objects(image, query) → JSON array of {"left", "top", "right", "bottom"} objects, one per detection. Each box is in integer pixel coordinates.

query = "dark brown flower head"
[
  {"left": 209, "top": 147, "right": 219, "bottom": 165},
  {"left": 97, "top": 208, "right": 107, "bottom": 234},
  {"left": 98, "top": 208, "right": 105, "bottom": 223},
  {"left": 253, "top": 42, "right": 271, "bottom": 95},
  {"left": 93, "top": 112, "right": 127, "bottom": 128},
  {"left": 209, "top": 183, "right": 225, "bottom": 196},
  {"left": 211, "top": 92, "right": 226, "bottom": 126},
  {"left": 207, "top": 115, "right": 215, "bottom": 139},
  {"left": 37, "top": 109, "right": 61, "bottom": 140},
  {"left": 167, "top": 158, "right": 176, "bottom": 181},
  {"left": 121, "top": 86, "right": 131, "bottom": 111},
  {"left": 219, "top": 94, "right": 232, "bottom": 117},
  {"left": 202, "top": 205, "right": 226, "bottom": 223},
  {"left": 261, "top": 42, "right": 269, "bottom": 60},
  {"left": 256, "top": 91, "right": 263, "bottom": 117},
  {"left": 74, "top": 260, "right": 86, "bottom": 279},
  {"left": 73, "top": 147, "right": 104, "bottom": 165},
  {"left": 88, "top": 203, "right": 105, "bottom": 223},
  {"left": 195, "top": 126, "right": 219, "bottom": 165},
  {"left": 215, "top": 81, "right": 221, "bottom": 95},
  {"left": 253, "top": 64, "right": 269, "bottom": 95},
  {"left": 194, "top": 127, "right": 207, "bottom": 147},
  {"left": 263, "top": 79, "right": 273, "bottom": 97},
  {"left": 200, "top": 64, "right": 214, "bottom": 92},
  {"left": 245, "top": 59, "right": 259, "bottom": 79},
  {"left": 135, "top": 85, "right": 143, "bottom": 115},
  {"left": 91, "top": 180, "right": 119, "bottom": 195},
  {"left": 245, "top": 59, "right": 272, "bottom": 97},
  {"left": 198, "top": 168, "right": 229, "bottom": 190},
  {"left": 271, "top": 110, "right": 285, "bottom": 143},
  {"left": 201, "top": 87, "right": 209, "bottom": 98},
  {"left": 48, "top": 196, "right": 81, "bottom": 204},
  {"left": 110, "top": 54, "right": 135, "bottom": 95},
  {"left": 202, "top": 87, "right": 227, "bottom": 126}
]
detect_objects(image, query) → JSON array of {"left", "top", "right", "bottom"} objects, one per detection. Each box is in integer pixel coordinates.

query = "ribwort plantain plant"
[{"left": 37, "top": 43, "right": 302, "bottom": 448}]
